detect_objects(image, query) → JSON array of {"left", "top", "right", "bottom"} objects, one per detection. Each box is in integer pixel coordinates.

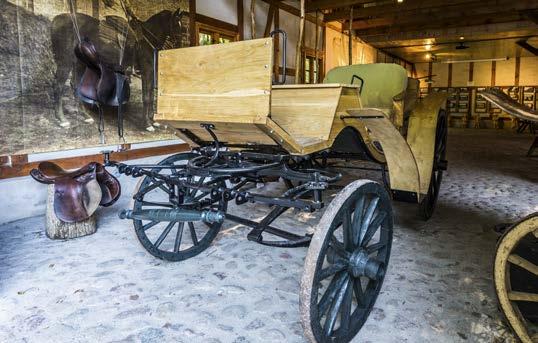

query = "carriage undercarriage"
[{"left": 104, "top": 126, "right": 394, "bottom": 342}]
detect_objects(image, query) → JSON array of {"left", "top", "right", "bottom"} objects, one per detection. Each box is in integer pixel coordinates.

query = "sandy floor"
[{"left": 0, "top": 129, "right": 537, "bottom": 342}]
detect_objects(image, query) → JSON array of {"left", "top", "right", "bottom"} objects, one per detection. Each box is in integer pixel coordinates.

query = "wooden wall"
[{"left": 416, "top": 57, "right": 538, "bottom": 88}]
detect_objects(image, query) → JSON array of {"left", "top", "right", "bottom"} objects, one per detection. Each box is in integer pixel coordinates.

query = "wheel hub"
[{"left": 348, "top": 248, "right": 385, "bottom": 280}]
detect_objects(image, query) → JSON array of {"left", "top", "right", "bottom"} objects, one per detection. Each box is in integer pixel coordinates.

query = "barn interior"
[{"left": 0, "top": 1, "right": 537, "bottom": 342}]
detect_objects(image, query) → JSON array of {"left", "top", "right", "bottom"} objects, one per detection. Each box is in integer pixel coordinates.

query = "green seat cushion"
[{"left": 324, "top": 63, "right": 408, "bottom": 109}]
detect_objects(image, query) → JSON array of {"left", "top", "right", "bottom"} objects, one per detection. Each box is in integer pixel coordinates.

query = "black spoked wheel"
[
  {"left": 132, "top": 152, "right": 227, "bottom": 262},
  {"left": 419, "top": 109, "right": 448, "bottom": 220},
  {"left": 301, "top": 180, "right": 393, "bottom": 343}
]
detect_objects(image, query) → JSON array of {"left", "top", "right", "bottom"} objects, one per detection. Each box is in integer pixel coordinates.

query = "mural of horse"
[{"left": 50, "top": 8, "right": 187, "bottom": 131}]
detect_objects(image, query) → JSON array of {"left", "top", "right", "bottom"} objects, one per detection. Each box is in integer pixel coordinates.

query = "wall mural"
[{"left": 0, "top": 0, "right": 190, "bottom": 156}]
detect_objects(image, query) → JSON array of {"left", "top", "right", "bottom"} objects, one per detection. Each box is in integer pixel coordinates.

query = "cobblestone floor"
[{"left": 0, "top": 129, "right": 537, "bottom": 343}]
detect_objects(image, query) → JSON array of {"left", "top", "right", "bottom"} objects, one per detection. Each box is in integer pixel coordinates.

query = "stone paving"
[{"left": 0, "top": 129, "right": 537, "bottom": 343}]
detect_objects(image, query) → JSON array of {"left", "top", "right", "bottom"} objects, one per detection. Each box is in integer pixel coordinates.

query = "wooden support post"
[
  {"left": 491, "top": 61, "right": 496, "bottom": 86},
  {"left": 349, "top": 6, "right": 353, "bottom": 65},
  {"left": 274, "top": 8, "right": 280, "bottom": 80},
  {"left": 264, "top": 5, "right": 276, "bottom": 37},
  {"left": 251, "top": 0, "right": 256, "bottom": 39},
  {"left": 295, "top": 0, "right": 305, "bottom": 83},
  {"left": 314, "top": 10, "right": 319, "bottom": 83},
  {"left": 238, "top": 0, "right": 244, "bottom": 40},
  {"left": 515, "top": 56, "right": 521, "bottom": 86},
  {"left": 428, "top": 61, "right": 433, "bottom": 92},
  {"left": 447, "top": 63, "right": 453, "bottom": 87},
  {"left": 46, "top": 186, "right": 97, "bottom": 240},
  {"left": 469, "top": 62, "right": 474, "bottom": 85},
  {"left": 189, "top": 0, "right": 196, "bottom": 46}
]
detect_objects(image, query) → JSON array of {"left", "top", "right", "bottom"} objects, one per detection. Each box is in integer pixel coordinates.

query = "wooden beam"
[
  {"left": 251, "top": 0, "right": 256, "bottom": 39},
  {"left": 349, "top": 7, "right": 353, "bottom": 65},
  {"left": 469, "top": 62, "right": 474, "bottom": 84},
  {"left": 515, "top": 55, "right": 521, "bottom": 86},
  {"left": 238, "top": 0, "right": 244, "bottom": 40},
  {"left": 261, "top": 0, "right": 324, "bottom": 26},
  {"left": 189, "top": 0, "right": 196, "bottom": 46},
  {"left": 324, "top": 0, "right": 531, "bottom": 22},
  {"left": 362, "top": 21, "right": 535, "bottom": 43},
  {"left": 195, "top": 14, "right": 239, "bottom": 33},
  {"left": 274, "top": 8, "right": 280, "bottom": 80},
  {"left": 295, "top": 0, "right": 306, "bottom": 83},
  {"left": 264, "top": 5, "right": 276, "bottom": 37},
  {"left": 448, "top": 63, "right": 452, "bottom": 87},
  {"left": 516, "top": 39, "right": 538, "bottom": 56},
  {"left": 491, "top": 61, "right": 496, "bottom": 86},
  {"left": 356, "top": 12, "right": 526, "bottom": 37},
  {"left": 0, "top": 144, "right": 190, "bottom": 180},
  {"left": 306, "top": 0, "right": 372, "bottom": 12}
]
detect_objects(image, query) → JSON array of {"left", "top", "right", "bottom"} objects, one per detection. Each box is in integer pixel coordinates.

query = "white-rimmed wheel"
[
  {"left": 494, "top": 213, "right": 538, "bottom": 343},
  {"left": 131, "top": 152, "right": 227, "bottom": 262},
  {"left": 300, "top": 180, "right": 393, "bottom": 343}
]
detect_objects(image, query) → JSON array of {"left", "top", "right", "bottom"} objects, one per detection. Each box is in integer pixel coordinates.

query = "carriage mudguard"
[
  {"left": 406, "top": 92, "right": 448, "bottom": 194},
  {"left": 341, "top": 108, "right": 421, "bottom": 201}
]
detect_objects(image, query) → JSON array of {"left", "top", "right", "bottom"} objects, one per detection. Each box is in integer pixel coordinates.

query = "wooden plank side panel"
[
  {"left": 167, "top": 121, "right": 276, "bottom": 146},
  {"left": 270, "top": 87, "right": 342, "bottom": 142},
  {"left": 156, "top": 38, "right": 274, "bottom": 123}
]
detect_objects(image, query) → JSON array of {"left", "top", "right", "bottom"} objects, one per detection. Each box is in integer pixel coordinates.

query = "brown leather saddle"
[
  {"left": 74, "top": 37, "right": 130, "bottom": 142},
  {"left": 30, "top": 162, "right": 121, "bottom": 223}
]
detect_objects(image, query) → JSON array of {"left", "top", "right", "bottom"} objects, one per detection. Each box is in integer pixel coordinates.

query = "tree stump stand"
[{"left": 45, "top": 185, "right": 97, "bottom": 240}]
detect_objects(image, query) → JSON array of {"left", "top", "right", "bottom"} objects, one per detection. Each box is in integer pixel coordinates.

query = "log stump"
[{"left": 45, "top": 185, "right": 97, "bottom": 239}]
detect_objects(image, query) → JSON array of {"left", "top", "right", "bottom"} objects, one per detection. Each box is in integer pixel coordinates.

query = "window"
[
  {"left": 303, "top": 49, "right": 323, "bottom": 84},
  {"left": 196, "top": 23, "right": 238, "bottom": 46}
]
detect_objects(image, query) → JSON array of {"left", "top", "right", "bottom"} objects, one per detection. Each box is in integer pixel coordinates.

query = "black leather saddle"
[{"left": 75, "top": 37, "right": 130, "bottom": 142}]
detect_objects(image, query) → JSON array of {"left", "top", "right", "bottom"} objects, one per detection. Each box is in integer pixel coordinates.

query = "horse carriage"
[{"left": 91, "top": 35, "right": 448, "bottom": 342}]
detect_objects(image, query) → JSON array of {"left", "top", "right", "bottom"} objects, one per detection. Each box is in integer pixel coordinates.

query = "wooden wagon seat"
[{"left": 324, "top": 63, "right": 409, "bottom": 114}]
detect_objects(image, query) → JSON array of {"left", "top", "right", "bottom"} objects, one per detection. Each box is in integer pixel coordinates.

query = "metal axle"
[{"left": 119, "top": 209, "right": 225, "bottom": 224}]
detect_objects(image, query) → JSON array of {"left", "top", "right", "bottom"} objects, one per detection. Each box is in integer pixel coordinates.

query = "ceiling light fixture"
[
  {"left": 459, "top": 36, "right": 465, "bottom": 40},
  {"left": 425, "top": 43, "right": 432, "bottom": 51},
  {"left": 397, "top": 0, "right": 404, "bottom": 3}
]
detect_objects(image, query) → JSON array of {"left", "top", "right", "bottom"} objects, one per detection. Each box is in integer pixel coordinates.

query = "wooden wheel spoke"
[
  {"left": 318, "top": 272, "right": 346, "bottom": 316},
  {"left": 173, "top": 222, "right": 185, "bottom": 252},
  {"left": 142, "top": 221, "right": 159, "bottom": 232},
  {"left": 317, "top": 261, "right": 347, "bottom": 282},
  {"left": 323, "top": 274, "right": 351, "bottom": 336},
  {"left": 508, "top": 254, "right": 538, "bottom": 276},
  {"left": 343, "top": 208, "right": 353, "bottom": 251},
  {"left": 360, "top": 211, "right": 386, "bottom": 247},
  {"left": 366, "top": 242, "right": 387, "bottom": 254},
  {"left": 351, "top": 197, "right": 365, "bottom": 245},
  {"left": 353, "top": 278, "right": 366, "bottom": 307},
  {"left": 330, "top": 236, "right": 350, "bottom": 259},
  {"left": 508, "top": 291, "right": 538, "bottom": 302},
  {"left": 359, "top": 197, "right": 379, "bottom": 244},
  {"left": 188, "top": 222, "right": 199, "bottom": 245},
  {"left": 134, "top": 182, "right": 161, "bottom": 199},
  {"left": 154, "top": 221, "right": 177, "bottom": 248},
  {"left": 339, "top": 279, "right": 353, "bottom": 333}
]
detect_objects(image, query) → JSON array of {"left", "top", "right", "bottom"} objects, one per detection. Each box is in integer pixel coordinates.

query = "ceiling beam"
[
  {"left": 306, "top": 0, "right": 372, "bottom": 12},
  {"left": 360, "top": 21, "right": 535, "bottom": 43},
  {"left": 356, "top": 11, "right": 527, "bottom": 37},
  {"left": 324, "top": 0, "right": 484, "bottom": 22},
  {"left": 350, "top": 4, "right": 538, "bottom": 30},
  {"left": 261, "top": 0, "right": 324, "bottom": 26},
  {"left": 517, "top": 39, "right": 538, "bottom": 56}
]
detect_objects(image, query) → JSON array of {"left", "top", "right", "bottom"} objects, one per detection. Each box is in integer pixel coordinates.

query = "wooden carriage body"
[{"left": 154, "top": 38, "right": 447, "bottom": 203}]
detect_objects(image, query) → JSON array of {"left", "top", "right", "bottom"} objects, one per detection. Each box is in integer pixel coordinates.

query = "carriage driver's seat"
[{"left": 74, "top": 37, "right": 130, "bottom": 142}]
